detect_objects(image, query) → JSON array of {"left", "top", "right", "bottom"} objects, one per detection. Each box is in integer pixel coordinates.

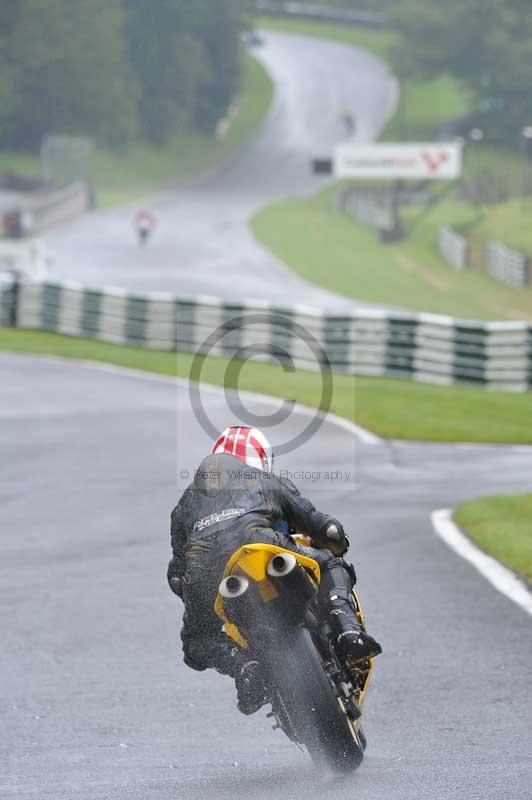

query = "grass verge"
[
  {"left": 454, "top": 494, "right": 532, "bottom": 584},
  {"left": 251, "top": 185, "right": 532, "bottom": 320},
  {"left": 455, "top": 197, "right": 532, "bottom": 259},
  {"left": 2, "top": 327, "right": 532, "bottom": 444},
  {"left": 0, "top": 49, "right": 273, "bottom": 206}
]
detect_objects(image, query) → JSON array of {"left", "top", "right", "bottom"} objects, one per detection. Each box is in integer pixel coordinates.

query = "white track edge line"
[{"left": 431, "top": 508, "right": 532, "bottom": 618}]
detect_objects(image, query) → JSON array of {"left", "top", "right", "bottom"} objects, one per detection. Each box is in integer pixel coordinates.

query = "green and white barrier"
[
  {"left": 3, "top": 279, "right": 532, "bottom": 392},
  {"left": 16, "top": 280, "right": 178, "bottom": 350},
  {"left": 0, "top": 275, "right": 17, "bottom": 327}
]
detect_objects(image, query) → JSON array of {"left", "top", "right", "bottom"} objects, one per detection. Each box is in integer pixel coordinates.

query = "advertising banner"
[{"left": 334, "top": 143, "right": 463, "bottom": 180}]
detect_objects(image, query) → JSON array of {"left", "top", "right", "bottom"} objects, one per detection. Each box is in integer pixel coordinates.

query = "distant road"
[{"left": 47, "top": 31, "right": 398, "bottom": 309}]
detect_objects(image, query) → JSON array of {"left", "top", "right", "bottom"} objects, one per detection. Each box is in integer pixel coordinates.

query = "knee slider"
[
  {"left": 328, "top": 589, "right": 355, "bottom": 608},
  {"left": 182, "top": 639, "right": 210, "bottom": 672}
]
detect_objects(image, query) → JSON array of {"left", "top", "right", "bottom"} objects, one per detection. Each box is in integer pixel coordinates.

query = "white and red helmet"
[{"left": 212, "top": 426, "right": 274, "bottom": 472}]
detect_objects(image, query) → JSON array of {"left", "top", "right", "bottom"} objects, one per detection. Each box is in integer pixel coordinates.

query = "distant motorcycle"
[
  {"left": 342, "top": 112, "right": 356, "bottom": 138},
  {"left": 134, "top": 209, "right": 157, "bottom": 246},
  {"left": 215, "top": 540, "right": 373, "bottom": 771}
]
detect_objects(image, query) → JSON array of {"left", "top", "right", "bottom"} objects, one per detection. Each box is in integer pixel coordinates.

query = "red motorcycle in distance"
[{"left": 134, "top": 209, "right": 157, "bottom": 246}]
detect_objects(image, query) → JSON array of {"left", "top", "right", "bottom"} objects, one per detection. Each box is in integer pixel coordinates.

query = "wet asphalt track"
[
  {"left": 46, "top": 31, "right": 397, "bottom": 308},
  {"left": 3, "top": 26, "right": 532, "bottom": 800},
  {"left": 1, "top": 354, "right": 532, "bottom": 800}
]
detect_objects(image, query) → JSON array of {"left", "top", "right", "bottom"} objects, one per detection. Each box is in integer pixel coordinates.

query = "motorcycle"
[
  {"left": 137, "top": 224, "right": 151, "bottom": 246},
  {"left": 133, "top": 209, "right": 157, "bottom": 246},
  {"left": 214, "top": 541, "right": 374, "bottom": 771}
]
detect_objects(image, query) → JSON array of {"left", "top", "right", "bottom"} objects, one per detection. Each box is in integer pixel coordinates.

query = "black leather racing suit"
[{"left": 168, "top": 453, "right": 358, "bottom": 675}]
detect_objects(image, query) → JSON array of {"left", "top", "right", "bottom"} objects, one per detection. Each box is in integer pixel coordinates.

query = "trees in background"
[
  {"left": 125, "top": 0, "right": 244, "bottom": 143},
  {"left": 314, "top": 0, "right": 393, "bottom": 8},
  {"left": 4, "top": 0, "right": 532, "bottom": 152},
  {"left": 191, "top": 0, "right": 244, "bottom": 133},
  {"left": 0, "top": 0, "right": 246, "bottom": 151},
  {"left": 391, "top": 0, "right": 532, "bottom": 143},
  {"left": 256, "top": 0, "right": 393, "bottom": 8},
  {"left": 0, "top": 0, "right": 138, "bottom": 150},
  {"left": 125, "top": 0, "right": 203, "bottom": 145}
]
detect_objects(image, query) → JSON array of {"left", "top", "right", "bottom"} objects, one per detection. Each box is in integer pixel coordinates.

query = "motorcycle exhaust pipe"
[
  {"left": 219, "top": 574, "right": 250, "bottom": 599},
  {"left": 218, "top": 574, "right": 257, "bottom": 634},
  {"left": 266, "top": 553, "right": 298, "bottom": 578},
  {"left": 266, "top": 553, "right": 317, "bottom": 609}
]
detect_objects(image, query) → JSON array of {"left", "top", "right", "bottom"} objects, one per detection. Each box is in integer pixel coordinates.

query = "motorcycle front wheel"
[{"left": 267, "top": 627, "right": 364, "bottom": 772}]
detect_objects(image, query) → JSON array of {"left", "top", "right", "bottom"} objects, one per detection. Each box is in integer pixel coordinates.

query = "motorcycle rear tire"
[{"left": 269, "top": 627, "right": 364, "bottom": 772}]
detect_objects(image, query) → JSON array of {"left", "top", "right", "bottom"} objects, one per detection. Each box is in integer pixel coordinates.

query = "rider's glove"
[
  {"left": 318, "top": 518, "right": 348, "bottom": 556},
  {"left": 168, "top": 575, "right": 183, "bottom": 597}
]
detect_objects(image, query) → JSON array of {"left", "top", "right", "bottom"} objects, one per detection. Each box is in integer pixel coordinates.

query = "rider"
[
  {"left": 168, "top": 426, "right": 381, "bottom": 715},
  {"left": 134, "top": 208, "right": 156, "bottom": 244}
]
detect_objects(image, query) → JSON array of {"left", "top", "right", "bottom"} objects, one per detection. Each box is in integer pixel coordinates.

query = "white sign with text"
[{"left": 334, "top": 143, "right": 463, "bottom": 180}]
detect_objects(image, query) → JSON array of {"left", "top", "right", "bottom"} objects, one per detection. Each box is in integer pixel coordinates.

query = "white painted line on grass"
[{"left": 431, "top": 508, "right": 532, "bottom": 618}]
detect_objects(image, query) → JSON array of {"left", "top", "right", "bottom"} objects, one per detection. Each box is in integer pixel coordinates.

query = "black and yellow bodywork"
[
  {"left": 214, "top": 542, "right": 320, "bottom": 649},
  {"left": 214, "top": 541, "right": 374, "bottom": 738}
]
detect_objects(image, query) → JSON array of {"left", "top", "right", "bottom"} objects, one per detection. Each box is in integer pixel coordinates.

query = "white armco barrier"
[
  {"left": 1, "top": 182, "right": 90, "bottom": 238},
  {"left": 485, "top": 241, "right": 530, "bottom": 288},
  {"left": 23, "top": 182, "right": 90, "bottom": 234},
  {"left": 0, "top": 238, "right": 50, "bottom": 280},
  {"left": 4, "top": 279, "right": 532, "bottom": 392},
  {"left": 438, "top": 225, "right": 469, "bottom": 270}
]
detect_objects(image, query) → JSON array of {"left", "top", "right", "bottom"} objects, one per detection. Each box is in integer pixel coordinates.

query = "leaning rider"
[{"left": 168, "top": 426, "right": 382, "bottom": 715}]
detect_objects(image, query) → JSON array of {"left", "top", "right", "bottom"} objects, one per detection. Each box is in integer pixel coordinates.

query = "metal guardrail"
[
  {"left": 438, "top": 226, "right": 530, "bottom": 288},
  {"left": 2, "top": 278, "right": 531, "bottom": 392},
  {"left": 256, "top": 1, "right": 391, "bottom": 28},
  {"left": 1, "top": 181, "right": 90, "bottom": 239},
  {"left": 485, "top": 241, "right": 530, "bottom": 288},
  {"left": 336, "top": 185, "right": 395, "bottom": 232},
  {"left": 438, "top": 226, "right": 469, "bottom": 270}
]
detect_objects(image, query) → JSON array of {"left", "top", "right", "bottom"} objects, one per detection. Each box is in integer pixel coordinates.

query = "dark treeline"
[
  {"left": 312, "top": 1, "right": 393, "bottom": 8},
  {"left": 0, "top": 0, "right": 249, "bottom": 151},
  {"left": 258, "top": 1, "right": 393, "bottom": 8},
  {"left": 390, "top": 0, "right": 532, "bottom": 143}
]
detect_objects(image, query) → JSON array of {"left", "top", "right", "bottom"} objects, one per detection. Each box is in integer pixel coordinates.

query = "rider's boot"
[
  {"left": 209, "top": 635, "right": 241, "bottom": 676},
  {"left": 319, "top": 559, "right": 382, "bottom": 663},
  {"left": 329, "top": 598, "right": 382, "bottom": 662},
  {"left": 209, "top": 638, "right": 269, "bottom": 715},
  {"left": 234, "top": 660, "right": 269, "bottom": 715}
]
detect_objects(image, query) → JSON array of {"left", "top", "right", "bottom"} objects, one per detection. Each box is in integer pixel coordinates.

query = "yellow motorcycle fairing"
[
  {"left": 213, "top": 542, "right": 373, "bottom": 713},
  {"left": 214, "top": 543, "right": 321, "bottom": 650}
]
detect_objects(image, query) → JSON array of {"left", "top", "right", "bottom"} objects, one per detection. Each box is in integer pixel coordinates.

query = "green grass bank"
[
  {"left": 454, "top": 494, "right": 532, "bottom": 584},
  {"left": 252, "top": 185, "right": 532, "bottom": 321}
]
